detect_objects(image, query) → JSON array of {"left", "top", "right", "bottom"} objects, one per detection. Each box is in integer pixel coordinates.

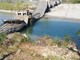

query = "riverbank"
[
  {"left": 0, "top": 10, "right": 17, "bottom": 13},
  {"left": 46, "top": 4, "right": 80, "bottom": 20},
  {"left": 0, "top": 33, "right": 80, "bottom": 60},
  {"left": 44, "top": 15, "right": 80, "bottom": 23}
]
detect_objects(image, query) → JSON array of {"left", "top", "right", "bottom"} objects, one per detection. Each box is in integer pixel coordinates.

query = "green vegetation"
[
  {"left": 35, "top": 35, "right": 72, "bottom": 47},
  {"left": 0, "top": 2, "right": 33, "bottom": 10},
  {"left": 62, "top": 0, "right": 80, "bottom": 3},
  {"left": 0, "top": 33, "right": 79, "bottom": 60},
  {"left": 0, "top": 33, "right": 6, "bottom": 44},
  {"left": 44, "top": 56, "right": 64, "bottom": 60},
  {"left": 76, "top": 30, "right": 80, "bottom": 36},
  {"left": 0, "top": 33, "right": 75, "bottom": 48},
  {"left": 0, "top": 0, "right": 80, "bottom": 10},
  {"left": 64, "top": 34, "right": 71, "bottom": 42}
]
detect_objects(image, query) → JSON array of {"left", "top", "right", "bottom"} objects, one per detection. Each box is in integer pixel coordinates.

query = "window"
[
  {"left": 18, "top": 13, "right": 21, "bottom": 15},
  {"left": 23, "top": 13, "right": 26, "bottom": 15}
]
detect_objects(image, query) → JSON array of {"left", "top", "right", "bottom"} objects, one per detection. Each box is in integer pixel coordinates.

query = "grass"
[
  {"left": 0, "top": 0, "right": 80, "bottom": 11},
  {"left": 0, "top": 33, "right": 74, "bottom": 48},
  {"left": 0, "top": 33, "right": 79, "bottom": 60},
  {"left": 0, "top": 3, "right": 15, "bottom": 10},
  {"left": 44, "top": 56, "right": 64, "bottom": 60},
  {"left": 0, "top": 33, "right": 6, "bottom": 44},
  {"left": 62, "top": 0, "right": 80, "bottom": 3},
  {"left": 0, "top": 2, "right": 33, "bottom": 11}
]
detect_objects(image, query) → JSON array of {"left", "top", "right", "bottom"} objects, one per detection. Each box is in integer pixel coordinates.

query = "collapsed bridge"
[
  {"left": 32, "top": 0, "right": 61, "bottom": 19},
  {"left": 0, "top": 0, "right": 61, "bottom": 34}
]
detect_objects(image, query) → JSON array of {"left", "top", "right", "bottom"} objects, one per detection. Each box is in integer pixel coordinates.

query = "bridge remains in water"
[{"left": 0, "top": 0, "right": 61, "bottom": 34}]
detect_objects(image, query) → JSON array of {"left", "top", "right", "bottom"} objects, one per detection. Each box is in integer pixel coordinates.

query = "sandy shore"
[
  {"left": 46, "top": 4, "right": 80, "bottom": 20},
  {"left": 0, "top": 9, "right": 17, "bottom": 13}
]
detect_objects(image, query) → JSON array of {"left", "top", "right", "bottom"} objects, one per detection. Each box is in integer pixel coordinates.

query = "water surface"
[
  {"left": 0, "top": 12, "right": 15, "bottom": 25},
  {"left": 0, "top": 12, "right": 80, "bottom": 49},
  {"left": 22, "top": 18, "right": 80, "bottom": 49}
]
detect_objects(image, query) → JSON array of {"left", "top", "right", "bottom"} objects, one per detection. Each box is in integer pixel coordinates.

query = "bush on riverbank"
[
  {"left": 0, "top": 33, "right": 6, "bottom": 44},
  {"left": 77, "top": 30, "right": 80, "bottom": 36}
]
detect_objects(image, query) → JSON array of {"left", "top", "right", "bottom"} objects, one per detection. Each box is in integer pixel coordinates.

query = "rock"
[{"left": 15, "top": 49, "right": 22, "bottom": 55}]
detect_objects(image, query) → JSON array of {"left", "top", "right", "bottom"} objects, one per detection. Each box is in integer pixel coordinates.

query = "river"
[
  {"left": 0, "top": 12, "right": 80, "bottom": 49},
  {"left": 0, "top": 12, "right": 15, "bottom": 25}
]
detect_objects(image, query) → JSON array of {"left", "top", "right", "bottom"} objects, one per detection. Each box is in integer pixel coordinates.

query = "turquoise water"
[
  {"left": 22, "top": 18, "right": 80, "bottom": 49},
  {"left": 0, "top": 12, "right": 80, "bottom": 49}
]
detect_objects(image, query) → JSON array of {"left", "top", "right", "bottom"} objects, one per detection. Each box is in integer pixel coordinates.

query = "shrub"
[
  {"left": 76, "top": 30, "right": 80, "bottom": 36},
  {"left": 64, "top": 34, "right": 71, "bottom": 42},
  {"left": 0, "top": 33, "right": 6, "bottom": 44}
]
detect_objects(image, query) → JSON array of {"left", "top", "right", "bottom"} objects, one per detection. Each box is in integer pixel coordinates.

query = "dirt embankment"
[{"left": 0, "top": 33, "right": 80, "bottom": 60}]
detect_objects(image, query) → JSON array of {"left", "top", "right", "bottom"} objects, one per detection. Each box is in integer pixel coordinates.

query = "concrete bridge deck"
[
  {"left": 32, "top": 0, "right": 61, "bottom": 19},
  {"left": 32, "top": 1, "right": 48, "bottom": 19}
]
